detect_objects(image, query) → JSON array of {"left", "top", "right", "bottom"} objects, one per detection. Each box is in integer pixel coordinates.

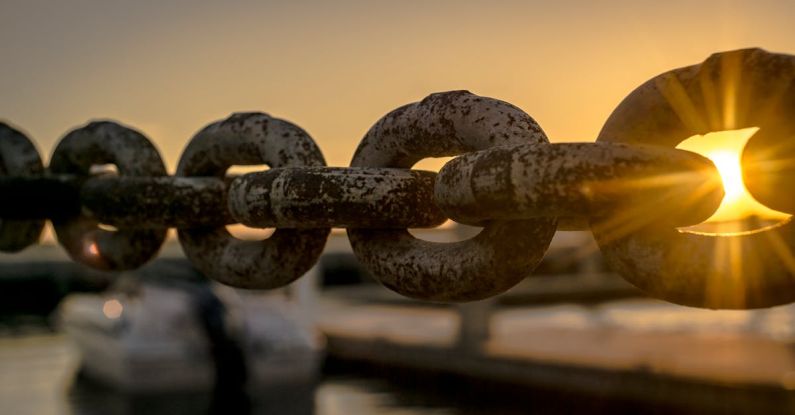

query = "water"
[
  {"left": 5, "top": 330, "right": 752, "bottom": 415},
  {"left": 6, "top": 299, "right": 795, "bottom": 414},
  {"left": 0, "top": 332, "right": 506, "bottom": 415}
]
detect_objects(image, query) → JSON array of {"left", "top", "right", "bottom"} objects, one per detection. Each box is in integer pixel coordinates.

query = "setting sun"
[
  {"left": 708, "top": 150, "right": 744, "bottom": 203},
  {"left": 677, "top": 128, "right": 790, "bottom": 225}
]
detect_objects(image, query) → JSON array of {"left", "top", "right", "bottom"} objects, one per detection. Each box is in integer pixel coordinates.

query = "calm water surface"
[
  {"left": 0, "top": 332, "right": 502, "bottom": 415},
  {"left": 6, "top": 298, "right": 795, "bottom": 414}
]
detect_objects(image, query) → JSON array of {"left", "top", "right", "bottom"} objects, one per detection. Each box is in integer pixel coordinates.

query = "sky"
[{"left": 3, "top": 0, "right": 795, "bottom": 171}]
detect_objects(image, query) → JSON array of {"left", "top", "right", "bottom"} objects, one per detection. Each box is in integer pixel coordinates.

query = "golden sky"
[{"left": 3, "top": 0, "right": 795, "bottom": 171}]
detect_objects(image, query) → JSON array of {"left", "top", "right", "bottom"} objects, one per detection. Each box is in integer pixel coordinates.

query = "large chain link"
[
  {"left": 595, "top": 48, "right": 795, "bottom": 309},
  {"left": 2, "top": 48, "right": 794, "bottom": 309}
]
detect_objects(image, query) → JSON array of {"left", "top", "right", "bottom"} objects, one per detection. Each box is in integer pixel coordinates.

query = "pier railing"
[{"left": 3, "top": 48, "right": 795, "bottom": 310}]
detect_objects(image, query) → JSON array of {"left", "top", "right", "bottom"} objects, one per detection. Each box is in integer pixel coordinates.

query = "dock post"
[
  {"left": 456, "top": 298, "right": 494, "bottom": 353},
  {"left": 452, "top": 222, "right": 495, "bottom": 353},
  {"left": 292, "top": 264, "right": 320, "bottom": 325}
]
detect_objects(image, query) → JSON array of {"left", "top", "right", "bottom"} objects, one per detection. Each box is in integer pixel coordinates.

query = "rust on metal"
[
  {"left": 82, "top": 176, "right": 232, "bottom": 228},
  {"left": 596, "top": 48, "right": 795, "bottom": 309},
  {"left": 177, "top": 112, "right": 330, "bottom": 289},
  {"left": 228, "top": 167, "right": 446, "bottom": 229},
  {"left": 737, "top": 53, "right": 795, "bottom": 215},
  {"left": 0, "top": 122, "right": 45, "bottom": 252},
  {"left": 435, "top": 142, "right": 723, "bottom": 227},
  {"left": 49, "top": 121, "right": 168, "bottom": 271},
  {"left": 348, "top": 91, "right": 557, "bottom": 302}
]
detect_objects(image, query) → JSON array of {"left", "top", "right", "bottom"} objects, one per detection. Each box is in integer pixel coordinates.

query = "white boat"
[{"left": 58, "top": 259, "right": 325, "bottom": 394}]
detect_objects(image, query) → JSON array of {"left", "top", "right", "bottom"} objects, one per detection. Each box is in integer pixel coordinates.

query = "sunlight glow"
[
  {"left": 677, "top": 128, "right": 790, "bottom": 224},
  {"left": 708, "top": 151, "right": 743, "bottom": 203},
  {"left": 226, "top": 224, "right": 275, "bottom": 240}
]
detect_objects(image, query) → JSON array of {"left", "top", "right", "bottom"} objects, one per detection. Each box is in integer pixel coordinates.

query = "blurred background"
[{"left": 4, "top": 1, "right": 795, "bottom": 414}]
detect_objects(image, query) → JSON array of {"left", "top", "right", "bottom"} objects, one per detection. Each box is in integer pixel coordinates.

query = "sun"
[
  {"left": 707, "top": 150, "right": 743, "bottom": 203},
  {"left": 677, "top": 128, "right": 790, "bottom": 225}
]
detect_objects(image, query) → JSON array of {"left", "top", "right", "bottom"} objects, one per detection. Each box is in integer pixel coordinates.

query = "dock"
[{"left": 316, "top": 293, "right": 795, "bottom": 414}]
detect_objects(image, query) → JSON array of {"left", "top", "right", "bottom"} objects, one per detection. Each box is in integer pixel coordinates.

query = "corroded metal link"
[
  {"left": 738, "top": 57, "right": 795, "bottom": 215},
  {"left": 0, "top": 123, "right": 45, "bottom": 252},
  {"left": 177, "top": 112, "right": 330, "bottom": 289},
  {"left": 743, "top": 131, "right": 795, "bottom": 214},
  {"left": 596, "top": 48, "right": 795, "bottom": 309},
  {"left": 435, "top": 142, "right": 723, "bottom": 227},
  {"left": 49, "top": 121, "right": 168, "bottom": 271},
  {"left": 348, "top": 90, "right": 557, "bottom": 302},
  {"left": 81, "top": 176, "right": 232, "bottom": 228},
  {"left": 228, "top": 167, "right": 446, "bottom": 229},
  {"left": 0, "top": 175, "right": 81, "bottom": 220}
]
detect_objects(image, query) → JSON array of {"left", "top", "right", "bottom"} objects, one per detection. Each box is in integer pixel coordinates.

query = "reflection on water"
[{"left": 316, "top": 379, "right": 455, "bottom": 415}]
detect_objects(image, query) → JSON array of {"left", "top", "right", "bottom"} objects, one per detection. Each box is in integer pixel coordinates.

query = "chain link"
[
  {"left": 49, "top": 121, "right": 169, "bottom": 271},
  {"left": 176, "top": 113, "right": 330, "bottom": 289},
  {"left": 595, "top": 48, "right": 795, "bottom": 309},
  {"left": 0, "top": 123, "right": 46, "bottom": 252},
  {"left": 347, "top": 91, "right": 557, "bottom": 302},
  {"left": 435, "top": 142, "right": 722, "bottom": 227},
  {"left": 2, "top": 48, "right": 794, "bottom": 309},
  {"left": 228, "top": 167, "right": 445, "bottom": 229}
]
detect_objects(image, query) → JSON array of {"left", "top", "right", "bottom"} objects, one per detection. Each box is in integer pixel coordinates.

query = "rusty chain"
[{"left": 2, "top": 48, "right": 794, "bottom": 309}]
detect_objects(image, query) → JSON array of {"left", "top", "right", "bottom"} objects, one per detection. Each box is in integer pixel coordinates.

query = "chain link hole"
[
  {"left": 676, "top": 128, "right": 791, "bottom": 235},
  {"left": 412, "top": 156, "right": 454, "bottom": 173},
  {"left": 226, "top": 224, "right": 275, "bottom": 241},
  {"left": 226, "top": 164, "right": 269, "bottom": 178},
  {"left": 408, "top": 221, "right": 483, "bottom": 242},
  {"left": 89, "top": 164, "right": 118, "bottom": 176}
]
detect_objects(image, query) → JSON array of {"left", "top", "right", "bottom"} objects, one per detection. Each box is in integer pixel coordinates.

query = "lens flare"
[
  {"left": 708, "top": 150, "right": 743, "bottom": 203},
  {"left": 102, "top": 299, "right": 123, "bottom": 319},
  {"left": 677, "top": 128, "right": 790, "bottom": 226}
]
